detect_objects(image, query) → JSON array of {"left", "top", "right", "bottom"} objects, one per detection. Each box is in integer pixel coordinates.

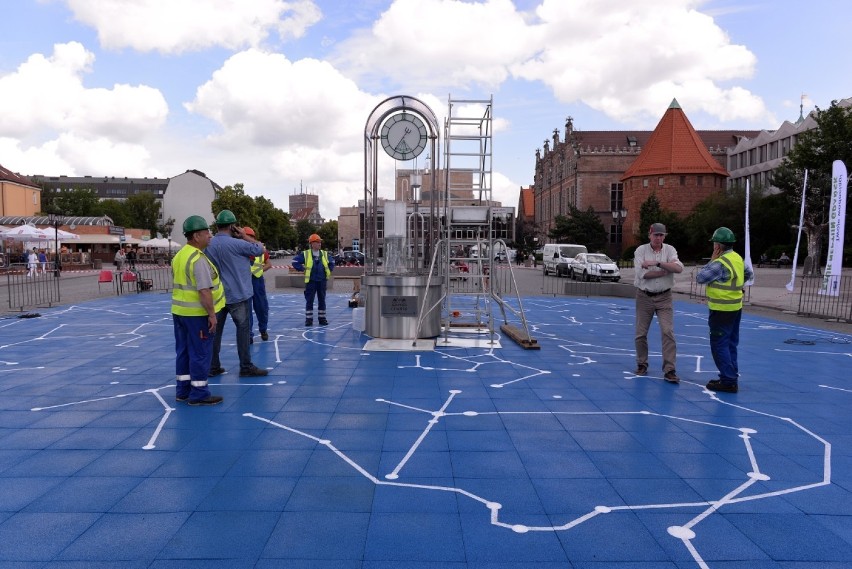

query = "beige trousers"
[{"left": 634, "top": 289, "right": 677, "bottom": 373}]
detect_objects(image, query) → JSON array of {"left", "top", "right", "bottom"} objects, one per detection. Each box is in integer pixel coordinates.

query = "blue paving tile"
[
  {"left": 109, "top": 477, "right": 220, "bottom": 513},
  {"left": 262, "top": 511, "right": 369, "bottom": 560},
  {"left": 158, "top": 511, "right": 280, "bottom": 559},
  {"left": 56, "top": 512, "right": 189, "bottom": 561},
  {"left": 0, "top": 512, "right": 100, "bottom": 561},
  {"left": 727, "top": 513, "right": 852, "bottom": 561},
  {"left": 198, "top": 476, "right": 297, "bottom": 511},
  {"left": 364, "top": 512, "right": 464, "bottom": 562},
  {"left": 459, "top": 512, "right": 569, "bottom": 562},
  {"left": 519, "top": 450, "right": 602, "bottom": 479},
  {"left": 23, "top": 476, "right": 142, "bottom": 513},
  {"left": 451, "top": 451, "right": 527, "bottom": 478},
  {"left": 0, "top": 477, "right": 64, "bottom": 512},
  {"left": 285, "top": 476, "right": 375, "bottom": 512},
  {"left": 532, "top": 478, "right": 626, "bottom": 514},
  {"left": 2, "top": 449, "right": 104, "bottom": 477}
]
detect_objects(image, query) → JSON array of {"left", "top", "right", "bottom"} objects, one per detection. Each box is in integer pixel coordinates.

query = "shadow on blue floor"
[{"left": 1, "top": 292, "right": 851, "bottom": 568}]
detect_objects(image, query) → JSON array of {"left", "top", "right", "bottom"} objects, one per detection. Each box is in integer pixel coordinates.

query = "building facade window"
[
  {"left": 697, "top": 175, "right": 704, "bottom": 186},
  {"left": 610, "top": 182, "right": 624, "bottom": 211}
]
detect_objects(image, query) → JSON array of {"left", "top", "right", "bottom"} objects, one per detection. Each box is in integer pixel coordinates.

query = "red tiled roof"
[
  {"left": 621, "top": 99, "right": 729, "bottom": 180},
  {"left": 290, "top": 207, "right": 315, "bottom": 221},
  {"left": 0, "top": 164, "right": 40, "bottom": 189}
]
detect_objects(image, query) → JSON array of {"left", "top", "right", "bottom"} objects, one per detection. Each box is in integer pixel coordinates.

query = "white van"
[{"left": 542, "top": 243, "right": 587, "bottom": 277}]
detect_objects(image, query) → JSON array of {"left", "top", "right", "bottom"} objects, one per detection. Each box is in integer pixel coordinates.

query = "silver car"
[{"left": 569, "top": 253, "right": 621, "bottom": 282}]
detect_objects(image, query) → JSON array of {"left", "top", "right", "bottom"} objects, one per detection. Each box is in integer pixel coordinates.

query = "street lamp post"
[
  {"left": 47, "top": 210, "right": 64, "bottom": 277},
  {"left": 611, "top": 208, "right": 627, "bottom": 265},
  {"left": 163, "top": 218, "right": 175, "bottom": 263}
]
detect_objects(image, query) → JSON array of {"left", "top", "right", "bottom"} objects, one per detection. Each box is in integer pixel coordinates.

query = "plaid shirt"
[{"left": 696, "top": 257, "right": 754, "bottom": 284}]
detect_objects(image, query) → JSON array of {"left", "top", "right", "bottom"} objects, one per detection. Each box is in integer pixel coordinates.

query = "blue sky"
[{"left": 1, "top": 0, "right": 849, "bottom": 220}]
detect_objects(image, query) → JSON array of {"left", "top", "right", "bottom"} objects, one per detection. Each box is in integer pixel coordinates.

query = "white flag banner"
[
  {"left": 786, "top": 169, "right": 808, "bottom": 292},
  {"left": 818, "top": 160, "right": 848, "bottom": 296},
  {"left": 743, "top": 179, "right": 754, "bottom": 286}
]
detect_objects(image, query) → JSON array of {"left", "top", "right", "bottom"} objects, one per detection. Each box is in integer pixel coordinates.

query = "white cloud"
[
  {"left": 334, "top": 0, "right": 536, "bottom": 89},
  {"left": 0, "top": 42, "right": 168, "bottom": 141},
  {"left": 186, "top": 49, "right": 378, "bottom": 149},
  {"left": 333, "top": 0, "right": 771, "bottom": 125},
  {"left": 62, "top": 0, "right": 322, "bottom": 54},
  {"left": 0, "top": 134, "right": 153, "bottom": 177}
]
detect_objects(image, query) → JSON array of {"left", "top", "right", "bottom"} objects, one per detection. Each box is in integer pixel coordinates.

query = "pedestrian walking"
[
  {"left": 171, "top": 215, "right": 225, "bottom": 406},
  {"left": 205, "top": 210, "right": 268, "bottom": 377},
  {"left": 291, "top": 233, "right": 335, "bottom": 326},
  {"left": 27, "top": 248, "right": 39, "bottom": 277},
  {"left": 695, "top": 227, "right": 753, "bottom": 394},
  {"left": 633, "top": 223, "right": 684, "bottom": 383}
]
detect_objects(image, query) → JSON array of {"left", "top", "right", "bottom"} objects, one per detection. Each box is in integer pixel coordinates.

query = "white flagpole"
[
  {"left": 743, "top": 179, "right": 754, "bottom": 286},
  {"left": 818, "top": 161, "right": 848, "bottom": 296},
  {"left": 786, "top": 169, "right": 808, "bottom": 292}
]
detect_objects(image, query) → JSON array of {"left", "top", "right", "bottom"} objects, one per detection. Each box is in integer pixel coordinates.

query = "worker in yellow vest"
[
  {"left": 243, "top": 227, "right": 271, "bottom": 342},
  {"left": 695, "top": 227, "right": 753, "bottom": 394},
  {"left": 291, "top": 233, "right": 335, "bottom": 326},
  {"left": 171, "top": 215, "right": 225, "bottom": 406}
]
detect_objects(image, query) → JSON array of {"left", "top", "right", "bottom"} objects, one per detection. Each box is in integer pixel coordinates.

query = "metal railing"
[
  {"left": 797, "top": 275, "right": 852, "bottom": 321},
  {"left": 4, "top": 264, "right": 61, "bottom": 311}
]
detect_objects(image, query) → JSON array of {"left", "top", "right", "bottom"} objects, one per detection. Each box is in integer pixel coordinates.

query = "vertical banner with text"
[{"left": 818, "top": 160, "right": 848, "bottom": 296}]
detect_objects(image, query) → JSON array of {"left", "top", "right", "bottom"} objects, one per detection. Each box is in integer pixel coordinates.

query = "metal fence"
[
  {"left": 115, "top": 265, "right": 174, "bottom": 295},
  {"left": 3, "top": 264, "right": 61, "bottom": 311},
  {"left": 797, "top": 274, "right": 852, "bottom": 321}
]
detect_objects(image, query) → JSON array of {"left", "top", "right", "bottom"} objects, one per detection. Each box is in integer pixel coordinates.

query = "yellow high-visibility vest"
[
  {"left": 706, "top": 251, "right": 745, "bottom": 311},
  {"left": 171, "top": 245, "right": 225, "bottom": 316},
  {"left": 303, "top": 249, "right": 331, "bottom": 283}
]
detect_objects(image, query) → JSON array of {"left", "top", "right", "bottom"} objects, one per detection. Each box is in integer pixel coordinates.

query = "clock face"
[{"left": 380, "top": 113, "right": 428, "bottom": 161}]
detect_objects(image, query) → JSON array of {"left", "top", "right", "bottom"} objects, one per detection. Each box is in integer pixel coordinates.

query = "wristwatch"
[{"left": 656, "top": 261, "right": 661, "bottom": 267}]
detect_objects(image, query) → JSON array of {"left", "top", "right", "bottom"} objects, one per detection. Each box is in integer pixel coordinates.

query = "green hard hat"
[
  {"left": 182, "top": 215, "right": 210, "bottom": 234},
  {"left": 710, "top": 227, "right": 736, "bottom": 243},
  {"left": 215, "top": 209, "right": 237, "bottom": 225}
]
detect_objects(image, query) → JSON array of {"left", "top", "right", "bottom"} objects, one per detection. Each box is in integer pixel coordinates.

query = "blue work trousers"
[
  {"left": 211, "top": 299, "right": 253, "bottom": 374},
  {"left": 173, "top": 314, "right": 213, "bottom": 402},
  {"left": 708, "top": 309, "right": 742, "bottom": 384},
  {"left": 305, "top": 280, "right": 327, "bottom": 313},
  {"left": 249, "top": 275, "right": 269, "bottom": 335}
]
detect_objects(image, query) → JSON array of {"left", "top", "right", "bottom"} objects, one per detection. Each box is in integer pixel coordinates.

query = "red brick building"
[{"left": 532, "top": 101, "right": 758, "bottom": 256}]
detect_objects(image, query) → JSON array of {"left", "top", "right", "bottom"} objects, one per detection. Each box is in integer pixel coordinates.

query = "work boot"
[
  {"left": 208, "top": 366, "right": 226, "bottom": 377},
  {"left": 305, "top": 319, "right": 313, "bottom": 326},
  {"left": 188, "top": 395, "right": 223, "bottom": 406},
  {"left": 706, "top": 380, "right": 738, "bottom": 393},
  {"left": 261, "top": 331, "right": 269, "bottom": 341},
  {"left": 664, "top": 370, "right": 680, "bottom": 384},
  {"left": 634, "top": 364, "right": 648, "bottom": 376},
  {"left": 319, "top": 317, "right": 328, "bottom": 326}
]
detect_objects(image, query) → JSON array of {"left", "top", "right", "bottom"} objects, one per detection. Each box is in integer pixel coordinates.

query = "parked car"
[
  {"left": 569, "top": 253, "right": 621, "bottom": 282},
  {"left": 542, "top": 243, "right": 588, "bottom": 277}
]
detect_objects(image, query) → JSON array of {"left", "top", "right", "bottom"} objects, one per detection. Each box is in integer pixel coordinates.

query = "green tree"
[
  {"left": 548, "top": 205, "right": 607, "bottom": 252},
  {"left": 42, "top": 188, "right": 101, "bottom": 216},
  {"left": 252, "top": 196, "right": 291, "bottom": 248},
  {"left": 295, "top": 219, "right": 318, "bottom": 249},
  {"left": 123, "top": 192, "right": 162, "bottom": 238},
  {"left": 773, "top": 100, "right": 852, "bottom": 270},
  {"left": 318, "top": 220, "right": 338, "bottom": 251},
  {"left": 211, "top": 183, "right": 258, "bottom": 231},
  {"left": 635, "top": 193, "right": 689, "bottom": 258},
  {"left": 97, "top": 199, "right": 131, "bottom": 227},
  {"left": 513, "top": 217, "right": 541, "bottom": 261}
]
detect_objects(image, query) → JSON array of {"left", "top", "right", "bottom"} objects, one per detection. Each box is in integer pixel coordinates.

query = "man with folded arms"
[{"left": 633, "top": 222, "right": 684, "bottom": 383}]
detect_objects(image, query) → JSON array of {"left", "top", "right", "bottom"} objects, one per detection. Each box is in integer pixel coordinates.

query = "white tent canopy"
[{"left": 141, "top": 237, "right": 179, "bottom": 249}]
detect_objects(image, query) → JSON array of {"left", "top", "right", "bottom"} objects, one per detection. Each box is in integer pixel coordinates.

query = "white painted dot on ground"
[
  {"left": 749, "top": 472, "right": 770, "bottom": 481},
  {"left": 463, "top": 411, "right": 478, "bottom": 416},
  {"left": 553, "top": 395, "right": 562, "bottom": 399},
  {"left": 511, "top": 525, "right": 529, "bottom": 533},
  {"left": 668, "top": 526, "right": 695, "bottom": 540}
]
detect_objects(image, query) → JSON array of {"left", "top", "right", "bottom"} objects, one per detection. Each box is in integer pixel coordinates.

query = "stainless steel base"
[{"left": 363, "top": 274, "right": 444, "bottom": 339}]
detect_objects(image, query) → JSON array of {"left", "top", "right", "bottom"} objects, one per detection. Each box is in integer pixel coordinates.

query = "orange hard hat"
[
  {"left": 309, "top": 233, "right": 322, "bottom": 243},
  {"left": 243, "top": 227, "right": 255, "bottom": 237}
]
